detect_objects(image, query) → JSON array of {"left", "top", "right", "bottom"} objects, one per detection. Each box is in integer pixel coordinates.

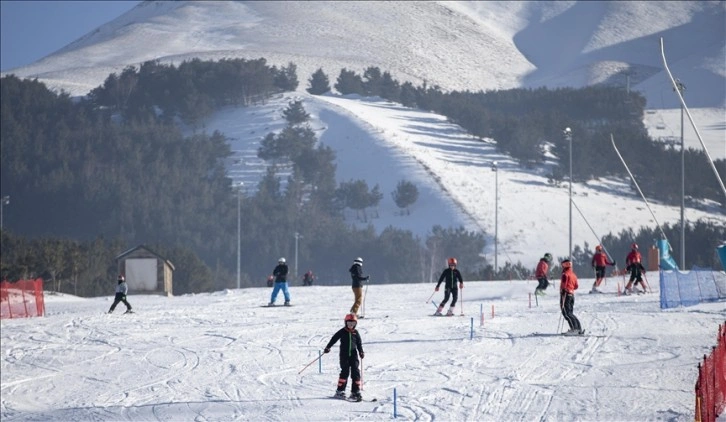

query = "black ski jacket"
[
  {"left": 273, "top": 264, "right": 288, "bottom": 282},
  {"left": 436, "top": 267, "right": 463, "bottom": 290},
  {"left": 349, "top": 264, "right": 368, "bottom": 288},
  {"left": 325, "top": 327, "right": 364, "bottom": 358}
]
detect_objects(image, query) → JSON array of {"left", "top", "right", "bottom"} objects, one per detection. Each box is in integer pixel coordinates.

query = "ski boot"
[
  {"left": 267, "top": 302, "right": 275, "bottom": 306},
  {"left": 534, "top": 288, "right": 545, "bottom": 296},
  {"left": 434, "top": 306, "right": 443, "bottom": 316},
  {"left": 446, "top": 308, "right": 454, "bottom": 316},
  {"left": 334, "top": 390, "right": 346, "bottom": 400},
  {"left": 284, "top": 301, "right": 291, "bottom": 306},
  {"left": 350, "top": 391, "right": 362, "bottom": 402}
]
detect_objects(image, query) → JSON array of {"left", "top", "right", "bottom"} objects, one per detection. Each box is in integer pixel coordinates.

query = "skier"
[
  {"left": 348, "top": 257, "right": 369, "bottom": 316},
  {"left": 268, "top": 257, "right": 291, "bottom": 306},
  {"left": 534, "top": 253, "right": 553, "bottom": 296},
  {"left": 324, "top": 313, "right": 365, "bottom": 401},
  {"left": 590, "top": 245, "right": 616, "bottom": 293},
  {"left": 624, "top": 243, "right": 647, "bottom": 294},
  {"left": 266, "top": 274, "right": 274, "bottom": 288},
  {"left": 302, "top": 270, "right": 315, "bottom": 286},
  {"left": 434, "top": 257, "right": 464, "bottom": 316},
  {"left": 108, "top": 275, "right": 133, "bottom": 314},
  {"left": 559, "top": 259, "right": 583, "bottom": 335}
]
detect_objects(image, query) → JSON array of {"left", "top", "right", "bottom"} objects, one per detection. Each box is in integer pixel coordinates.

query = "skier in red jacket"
[
  {"left": 560, "top": 260, "right": 583, "bottom": 335},
  {"left": 534, "top": 253, "right": 553, "bottom": 296},
  {"left": 590, "top": 245, "right": 616, "bottom": 293},
  {"left": 624, "top": 243, "right": 647, "bottom": 294}
]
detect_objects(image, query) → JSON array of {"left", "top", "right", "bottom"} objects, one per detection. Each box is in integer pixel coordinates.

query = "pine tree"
[{"left": 307, "top": 68, "right": 330, "bottom": 95}]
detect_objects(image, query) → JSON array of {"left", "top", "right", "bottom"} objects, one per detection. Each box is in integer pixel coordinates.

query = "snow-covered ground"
[{"left": 1, "top": 279, "right": 723, "bottom": 421}]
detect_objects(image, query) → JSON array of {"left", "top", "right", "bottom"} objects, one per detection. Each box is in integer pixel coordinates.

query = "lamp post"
[
  {"left": 491, "top": 162, "right": 499, "bottom": 273},
  {"left": 0, "top": 195, "right": 9, "bottom": 230},
  {"left": 674, "top": 78, "right": 686, "bottom": 268},
  {"left": 236, "top": 183, "right": 244, "bottom": 290},
  {"left": 564, "top": 127, "right": 573, "bottom": 261},
  {"left": 294, "top": 232, "right": 302, "bottom": 281}
]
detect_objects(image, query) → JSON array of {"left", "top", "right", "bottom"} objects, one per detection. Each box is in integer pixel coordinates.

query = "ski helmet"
[
  {"left": 278, "top": 257, "right": 286, "bottom": 264},
  {"left": 595, "top": 245, "right": 603, "bottom": 252},
  {"left": 447, "top": 257, "right": 457, "bottom": 266},
  {"left": 345, "top": 314, "right": 358, "bottom": 328},
  {"left": 561, "top": 259, "right": 572, "bottom": 269},
  {"left": 354, "top": 257, "right": 363, "bottom": 265},
  {"left": 631, "top": 243, "right": 638, "bottom": 250},
  {"left": 544, "top": 253, "right": 552, "bottom": 262}
]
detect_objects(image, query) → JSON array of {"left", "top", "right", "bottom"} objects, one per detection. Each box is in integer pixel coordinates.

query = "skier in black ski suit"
[
  {"left": 434, "top": 257, "right": 464, "bottom": 316},
  {"left": 324, "top": 313, "right": 365, "bottom": 401}
]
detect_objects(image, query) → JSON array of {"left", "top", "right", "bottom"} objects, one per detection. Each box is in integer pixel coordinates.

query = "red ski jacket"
[
  {"left": 560, "top": 268, "right": 579, "bottom": 294},
  {"left": 591, "top": 251, "right": 614, "bottom": 267},
  {"left": 626, "top": 251, "right": 642, "bottom": 267},
  {"left": 535, "top": 259, "right": 549, "bottom": 278}
]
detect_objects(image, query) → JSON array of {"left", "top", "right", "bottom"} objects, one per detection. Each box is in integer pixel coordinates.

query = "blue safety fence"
[{"left": 659, "top": 267, "right": 726, "bottom": 309}]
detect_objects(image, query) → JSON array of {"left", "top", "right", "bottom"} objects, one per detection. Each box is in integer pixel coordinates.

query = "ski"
[
  {"left": 124, "top": 310, "right": 135, "bottom": 314},
  {"left": 562, "top": 329, "right": 586, "bottom": 336},
  {"left": 261, "top": 304, "right": 293, "bottom": 308},
  {"left": 331, "top": 396, "right": 376, "bottom": 402}
]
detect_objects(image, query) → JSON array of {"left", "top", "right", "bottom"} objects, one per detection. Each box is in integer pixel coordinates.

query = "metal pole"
[
  {"left": 675, "top": 79, "right": 686, "bottom": 268},
  {"left": 237, "top": 189, "right": 241, "bottom": 289},
  {"left": 491, "top": 162, "right": 498, "bottom": 273},
  {"left": 565, "top": 128, "right": 573, "bottom": 261},
  {"left": 294, "top": 232, "right": 300, "bottom": 281}
]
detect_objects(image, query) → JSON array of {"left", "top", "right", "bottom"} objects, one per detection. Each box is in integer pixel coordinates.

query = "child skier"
[
  {"left": 434, "top": 257, "right": 463, "bottom": 316},
  {"left": 624, "top": 243, "right": 647, "bottom": 294},
  {"left": 559, "top": 260, "right": 583, "bottom": 335},
  {"left": 324, "top": 313, "right": 365, "bottom": 401},
  {"left": 302, "top": 270, "right": 315, "bottom": 286},
  {"left": 590, "top": 245, "right": 616, "bottom": 293},
  {"left": 108, "top": 275, "right": 133, "bottom": 314},
  {"left": 534, "top": 253, "right": 553, "bottom": 296},
  {"left": 269, "top": 257, "right": 291, "bottom": 306}
]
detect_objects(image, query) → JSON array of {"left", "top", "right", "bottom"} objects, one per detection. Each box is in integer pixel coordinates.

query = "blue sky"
[{"left": 0, "top": 1, "right": 140, "bottom": 71}]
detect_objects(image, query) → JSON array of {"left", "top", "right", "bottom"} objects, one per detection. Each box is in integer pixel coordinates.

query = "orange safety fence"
[
  {"left": 695, "top": 323, "right": 726, "bottom": 422},
  {"left": 0, "top": 278, "right": 45, "bottom": 319}
]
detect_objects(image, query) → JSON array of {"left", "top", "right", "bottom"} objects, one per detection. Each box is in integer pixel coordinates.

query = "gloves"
[
  {"left": 612, "top": 260, "right": 617, "bottom": 266},
  {"left": 364, "top": 276, "right": 370, "bottom": 281},
  {"left": 435, "top": 287, "right": 439, "bottom": 292},
  {"left": 459, "top": 283, "right": 463, "bottom": 289},
  {"left": 324, "top": 348, "right": 330, "bottom": 354},
  {"left": 360, "top": 352, "right": 365, "bottom": 359}
]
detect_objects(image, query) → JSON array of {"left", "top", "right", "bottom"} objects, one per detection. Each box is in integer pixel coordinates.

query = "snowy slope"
[{"left": 1, "top": 280, "right": 723, "bottom": 421}]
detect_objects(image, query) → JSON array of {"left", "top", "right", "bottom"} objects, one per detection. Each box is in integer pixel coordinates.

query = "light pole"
[
  {"left": 564, "top": 127, "right": 573, "bottom": 262},
  {"left": 674, "top": 78, "right": 686, "bottom": 268},
  {"left": 236, "top": 183, "right": 244, "bottom": 289},
  {"left": 294, "top": 232, "right": 302, "bottom": 281},
  {"left": 0, "top": 195, "right": 9, "bottom": 230},
  {"left": 491, "top": 162, "right": 499, "bottom": 273}
]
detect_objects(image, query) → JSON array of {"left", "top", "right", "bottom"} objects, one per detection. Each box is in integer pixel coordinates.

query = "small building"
[{"left": 115, "top": 245, "right": 174, "bottom": 296}]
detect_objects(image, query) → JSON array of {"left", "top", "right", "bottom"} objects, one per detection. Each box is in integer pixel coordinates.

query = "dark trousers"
[
  {"left": 109, "top": 293, "right": 131, "bottom": 312},
  {"left": 439, "top": 287, "right": 459, "bottom": 308},
  {"left": 536, "top": 277, "right": 549, "bottom": 290},
  {"left": 337, "top": 355, "right": 361, "bottom": 393},
  {"left": 560, "top": 291, "right": 581, "bottom": 331}
]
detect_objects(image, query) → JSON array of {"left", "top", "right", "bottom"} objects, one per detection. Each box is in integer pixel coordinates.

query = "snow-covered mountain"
[
  {"left": 3, "top": 1, "right": 725, "bottom": 109},
  {"left": 1, "top": 1, "right": 724, "bottom": 269}
]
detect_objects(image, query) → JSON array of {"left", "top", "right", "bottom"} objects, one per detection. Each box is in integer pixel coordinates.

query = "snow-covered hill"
[{"left": 3, "top": 1, "right": 724, "bottom": 109}]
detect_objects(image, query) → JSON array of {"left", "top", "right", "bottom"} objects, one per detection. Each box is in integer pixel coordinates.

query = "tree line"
[{"left": 1, "top": 58, "right": 723, "bottom": 297}]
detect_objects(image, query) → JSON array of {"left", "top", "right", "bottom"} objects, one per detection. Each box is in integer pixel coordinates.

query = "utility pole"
[
  {"left": 0, "top": 196, "right": 9, "bottom": 230},
  {"left": 491, "top": 162, "right": 499, "bottom": 273},
  {"left": 564, "top": 128, "right": 573, "bottom": 262},
  {"left": 674, "top": 78, "right": 686, "bottom": 268}
]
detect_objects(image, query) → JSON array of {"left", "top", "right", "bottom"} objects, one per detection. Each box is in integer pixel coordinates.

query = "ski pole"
[
  {"left": 425, "top": 289, "right": 436, "bottom": 303},
  {"left": 298, "top": 353, "right": 323, "bottom": 374},
  {"left": 459, "top": 284, "right": 464, "bottom": 316},
  {"left": 362, "top": 282, "right": 369, "bottom": 317},
  {"left": 360, "top": 355, "right": 364, "bottom": 391}
]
